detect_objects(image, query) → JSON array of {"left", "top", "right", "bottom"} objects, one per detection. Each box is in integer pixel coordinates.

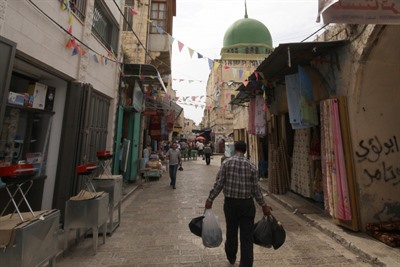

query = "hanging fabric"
[
  {"left": 290, "top": 128, "right": 313, "bottom": 198},
  {"left": 320, "top": 98, "right": 352, "bottom": 221},
  {"left": 248, "top": 98, "right": 256, "bottom": 135}
]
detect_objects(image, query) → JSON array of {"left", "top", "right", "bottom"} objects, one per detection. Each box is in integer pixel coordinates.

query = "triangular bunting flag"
[
  {"left": 66, "top": 38, "right": 74, "bottom": 48},
  {"left": 197, "top": 53, "right": 203, "bottom": 59},
  {"left": 167, "top": 34, "right": 175, "bottom": 45},
  {"left": 178, "top": 41, "right": 184, "bottom": 52},
  {"left": 239, "top": 69, "right": 243, "bottom": 79},
  {"left": 213, "top": 61, "right": 220, "bottom": 71},
  {"left": 130, "top": 8, "right": 139, "bottom": 15},
  {"left": 208, "top": 58, "right": 213, "bottom": 70},
  {"left": 156, "top": 25, "right": 164, "bottom": 35},
  {"left": 72, "top": 47, "right": 79, "bottom": 56},
  {"left": 232, "top": 68, "right": 237, "bottom": 78},
  {"left": 93, "top": 54, "right": 99, "bottom": 63},
  {"left": 188, "top": 47, "right": 194, "bottom": 58}
]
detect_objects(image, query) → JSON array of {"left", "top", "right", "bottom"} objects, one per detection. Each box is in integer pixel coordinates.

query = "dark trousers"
[
  {"left": 169, "top": 164, "right": 178, "bottom": 187},
  {"left": 205, "top": 153, "right": 211, "bottom": 165},
  {"left": 224, "top": 198, "right": 256, "bottom": 267}
]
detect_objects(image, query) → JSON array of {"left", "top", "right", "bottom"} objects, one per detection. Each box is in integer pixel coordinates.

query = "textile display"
[
  {"left": 366, "top": 220, "right": 400, "bottom": 247},
  {"left": 255, "top": 95, "right": 266, "bottom": 136},
  {"left": 149, "top": 115, "right": 161, "bottom": 136},
  {"left": 285, "top": 66, "right": 318, "bottom": 129},
  {"left": 165, "top": 111, "right": 175, "bottom": 132},
  {"left": 248, "top": 98, "right": 256, "bottom": 135},
  {"left": 320, "top": 98, "right": 352, "bottom": 221},
  {"left": 268, "top": 141, "right": 290, "bottom": 195},
  {"left": 290, "top": 128, "right": 313, "bottom": 198}
]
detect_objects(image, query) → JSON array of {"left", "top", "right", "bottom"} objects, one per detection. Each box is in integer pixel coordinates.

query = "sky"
[{"left": 171, "top": 0, "right": 325, "bottom": 125}]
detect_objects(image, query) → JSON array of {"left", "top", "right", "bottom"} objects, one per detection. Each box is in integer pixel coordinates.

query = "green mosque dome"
[
  {"left": 223, "top": 17, "right": 272, "bottom": 48},
  {"left": 221, "top": 8, "right": 273, "bottom": 58}
]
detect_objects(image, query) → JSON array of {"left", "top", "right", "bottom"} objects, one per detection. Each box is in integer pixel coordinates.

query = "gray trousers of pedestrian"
[{"left": 224, "top": 197, "right": 256, "bottom": 267}]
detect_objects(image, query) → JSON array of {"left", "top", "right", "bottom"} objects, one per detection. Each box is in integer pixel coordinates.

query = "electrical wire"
[
  {"left": 111, "top": 0, "right": 156, "bottom": 63},
  {"left": 26, "top": 0, "right": 120, "bottom": 63},
  {"left": 300, "top": 24, "right": 329, "bottom": 42}
]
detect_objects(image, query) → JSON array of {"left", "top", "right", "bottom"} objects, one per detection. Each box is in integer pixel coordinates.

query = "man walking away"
[
  {"left": 166, "top": 142, "right": 181, "bottom": 189},
  {"left": 204, "top": 143, "right": 212, "bottom": 165},
  {"left": 197, "top": 141, "right": 205, "bottom": 159},
  {"left": 205, "top": 141, "right": 272, "bottom": 267}
]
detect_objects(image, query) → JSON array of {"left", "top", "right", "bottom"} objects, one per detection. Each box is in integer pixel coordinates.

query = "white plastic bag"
[{"left": 201, "top": 209, "right": 222, "bottom": 248}]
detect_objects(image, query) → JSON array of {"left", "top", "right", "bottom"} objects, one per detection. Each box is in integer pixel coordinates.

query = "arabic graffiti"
[
  {"left": 373, "top": 201, "right": 400, "bottom": 221},
  {"left": 355, "top": 135, "right": 400, "bottom": 186}
]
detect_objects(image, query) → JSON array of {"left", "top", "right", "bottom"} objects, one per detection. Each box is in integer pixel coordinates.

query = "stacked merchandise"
[{"left": 366, "top": 221, "right": 400, "bottom": 247}]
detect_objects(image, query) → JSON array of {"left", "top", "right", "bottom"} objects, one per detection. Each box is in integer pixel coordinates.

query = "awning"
[
  {"left": 123, "top": 64, "right": 166, "bottom": 92},
  {"left": 145, "top": 97, "right": 183, "bottom": 120},
  {"left": 254, "top": 40, "right": 347, "bottom": 80},
  {"left": 230, "top": 40, "right": 347, "bottom": 105}
]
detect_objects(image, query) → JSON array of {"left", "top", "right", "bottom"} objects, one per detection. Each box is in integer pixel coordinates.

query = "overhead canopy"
[
  {"left": 230, "top": 40, "right": 347, "bottom": 105},
  {"left": 145, "top": 97, "right": 183, "bottom": 120},
  {"left": 254, "top": 40, "right": 347, "bottom": 80},
  {"left": 123, "top": 64, "right": 166, "bottom": 92},
  {"left": 123, "top": 63, "right": 182, "bottom": 119}
]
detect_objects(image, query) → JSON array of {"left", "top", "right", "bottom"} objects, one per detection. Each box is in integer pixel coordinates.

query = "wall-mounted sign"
[{"left": 132, "top": 81, "right": 143, "bottom": 112}]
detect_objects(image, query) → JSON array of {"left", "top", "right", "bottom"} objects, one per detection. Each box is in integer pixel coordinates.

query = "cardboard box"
[
  {"left": 8, "top": 92, "right": 25, "bottom": 106},
  {"left": 27, "top": 82, "right": 47, "bottom": 110}
]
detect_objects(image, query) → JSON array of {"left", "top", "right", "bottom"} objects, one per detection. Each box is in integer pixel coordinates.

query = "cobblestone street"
[{"left": 57, "top": 156, "right": 374, "bottom": 267}]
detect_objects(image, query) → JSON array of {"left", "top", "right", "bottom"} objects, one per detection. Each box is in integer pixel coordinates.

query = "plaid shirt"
[{"left": 208, "top": 153, "right": 266, "bottom": 206}]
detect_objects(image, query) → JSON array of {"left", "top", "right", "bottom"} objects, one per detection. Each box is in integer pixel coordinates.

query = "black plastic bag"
[
  {"left": 253, "top": 216, "right": 273, "bottom": 248},
  {"left": 270, "top": 215, "right": 286, "bottom": 249},
  {"left": 189, "top": 215, "right": 204, "bottom": 237},
  {"left": 253, "top": 215, "right": 286, "bottom": 250},
  {"left": 178, "top": 164, "right": 183, "bottom": 171}
]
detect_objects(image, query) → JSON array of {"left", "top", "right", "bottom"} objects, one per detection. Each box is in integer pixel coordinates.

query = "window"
[
  {"left": 70, "top": 0, "right": 87, "bottom": 21},
  {"left": 92, "top": 0, "right": 119, "bottom": 53},
  {"left": 123, "top": 0, "right": 134, "bottom": 31},
  {"left": 150, "top": 2, "right": 166, "bottom": 34}
]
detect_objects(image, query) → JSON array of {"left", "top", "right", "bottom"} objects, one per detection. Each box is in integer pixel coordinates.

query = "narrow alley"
[{"left": 57, "top": 155, "right": 375, "bottom": 267}]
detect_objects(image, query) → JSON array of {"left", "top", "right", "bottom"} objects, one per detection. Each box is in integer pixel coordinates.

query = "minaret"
[{"left": 245, "top": 0, "right": 248, "bottom": 18}]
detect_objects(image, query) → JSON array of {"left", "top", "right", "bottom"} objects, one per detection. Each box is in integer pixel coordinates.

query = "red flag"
[
  {"left": 130, "top": 9, "right": 139, "bottom": 15},
  {"left": 178, "top": 41, "right": 184, "bottom": 52},
  {"left": 66, "top": 38, "right": 74, "bottom": 48}
]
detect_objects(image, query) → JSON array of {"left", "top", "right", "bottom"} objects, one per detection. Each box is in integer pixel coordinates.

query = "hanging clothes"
[
  {"left": 248, "top": 98, "right": 256, "bottom": 135},
  {"left": 290, "top": 128, "right": 313, "bottom": 198},
  {"left": 285, "top": 66, "right": 318, "bottom": 129},
  {"left": 320, "top": 98, "right": 352, "bottom": 221},
  {"left": 255, "top": 95, "right": 266, "bottom": 136}
]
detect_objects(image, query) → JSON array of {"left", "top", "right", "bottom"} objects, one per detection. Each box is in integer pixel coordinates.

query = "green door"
[
  {"left": 129, "top": 112, "right": 141, "bottom": 181},
  {"left": 113, "top": 106, "right": 141, "bottom": 182}
]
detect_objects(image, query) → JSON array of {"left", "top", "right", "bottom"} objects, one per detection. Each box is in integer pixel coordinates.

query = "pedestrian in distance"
[
  {"left": 197, "top": 141, "right": 205, "bottom": 159},
  {"left": 204, "top": 143, "right": 212, "bottom": 165},
  {"left": 166, "top": 142, "right": 182, "bottom": 189},
  {"left": 204, "top": 140, "right": 272, "bottom": 267}
]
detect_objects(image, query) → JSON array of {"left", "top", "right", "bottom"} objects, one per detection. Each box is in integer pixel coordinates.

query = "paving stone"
[{"left": 56, "top": 156, "right": 386, "bottom": 267}]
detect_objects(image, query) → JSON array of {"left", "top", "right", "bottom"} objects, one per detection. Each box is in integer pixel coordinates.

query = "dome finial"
[{"left": 244, "top": 0, "right": 248, "bottom": 18}]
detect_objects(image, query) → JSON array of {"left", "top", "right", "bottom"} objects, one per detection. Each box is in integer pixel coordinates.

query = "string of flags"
[
  {"left": 60, "top": 0, "right": 120, "bottom": 67},
  {"left": 127, "top": 7, "right": 265, "bottom": 82},
  {"left": 58, "top": 1, "right": 271, "bottom": 111}
]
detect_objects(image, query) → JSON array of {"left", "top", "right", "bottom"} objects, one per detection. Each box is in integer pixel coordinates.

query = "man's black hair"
[{"left": 234, "top": 140, "right": 247, "bottom": 153}]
